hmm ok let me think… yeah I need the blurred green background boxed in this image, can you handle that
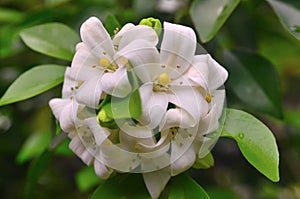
[0,0,300,198]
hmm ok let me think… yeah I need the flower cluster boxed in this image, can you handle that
[49,16,228,198]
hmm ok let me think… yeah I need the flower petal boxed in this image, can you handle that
[160,22,196,78]
[207,54,228,90]
[70,43,105,81]
[94,158,113,179]
[100,66,131,98]
[99,143,140,172]
[142,168,171,199]
[171,146,195,176]
[169,86,208,127]
[69,135,94,165]
[170,126,198,170]
[115,39,160,82]
[159,108,193,131]
[115,25,158,49]
[76,75,103,108]
[84,117,110,146]
[138,83,169,129]
[80,16,114,57]
[49,98,78,132]
[186,55,209,89]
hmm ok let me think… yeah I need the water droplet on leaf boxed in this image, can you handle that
[238,133,244,139]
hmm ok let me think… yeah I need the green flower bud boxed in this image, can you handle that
[97,103,118,129]
[139,17,162,36]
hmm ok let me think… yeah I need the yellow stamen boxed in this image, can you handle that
[99,58,110,67]
[158,72,170,86]
[205,93,212,103]
[77,80,84,88]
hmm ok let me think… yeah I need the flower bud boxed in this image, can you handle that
[97,103,118,129]
[139,17,162,36]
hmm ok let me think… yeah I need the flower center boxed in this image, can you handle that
[99,58,119,72]
[158,72,170,86]
[205,93,212,103]
[99,58,110,67]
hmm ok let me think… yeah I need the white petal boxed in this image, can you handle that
[171,146,195,176]
[99,144,140,172]
[49,98,77,132]
[61,67,76,98]
[112,23,135,46]
[76,75,103,108]
[211,89,226,119]
[206,54,228,90]
[187,55,210,89]
[120,123,154,139]
[115,25,158,49]
[84,117,110,146]
[94,158,113,179]
[100,66,131,98]
[160,22,196,78]
[138,83,169,129]
[143,168,171,199]
[69,135,94,165]
[70,43,104,81]
[80,17,114,57]
[115,39,160,82]
[159,108,193,131]
[49,98,70,121]
[140,148,170,172]
[169,86,208,127]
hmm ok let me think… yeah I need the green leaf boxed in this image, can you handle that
[221,109,280,182]
[168,173,210,199]
[0,8,25,23]
[76,166,104,192]
[25,150,53,199]
[206,188,240,199]
[0,64,66,106]
[190,0,240,43]
[91,174,151,199]
[193,152,214,169]
[111,69,142,119]
[222,50,283,118]
[284,109,300,132]
[16,131,51,163]
[266,0,300,41]
[20,23,79,61]
[104,14,121,37]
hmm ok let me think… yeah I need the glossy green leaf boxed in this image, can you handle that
[16,131,51,163]
[0,64,66,106]
[91,174,151,199]
[169,173,210,199]
[221,109,280,182]
[104,14,121,36]
[76,166,103,192]
[190,0,240,43]
[111,69,142,119]
[20,23,79,60]
[266,0,300,41]
[222,50,283,118]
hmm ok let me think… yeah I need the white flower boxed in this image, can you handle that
[70,16,158,108]
[118,22,209,129]
[49,67,80,132]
